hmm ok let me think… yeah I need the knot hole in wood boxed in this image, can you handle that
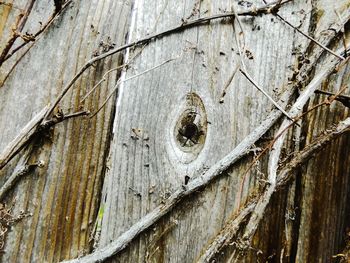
[174,93,207,155]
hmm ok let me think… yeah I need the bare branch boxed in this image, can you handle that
[0,152,44,201]
[239,69,294,121]
[0,105,49,170]
[199,116,350,262]
[276,13,345,60]
[315,89,350,108]
[0,108,89,171]
[2,0,72,64]
[43,0,293,120]
[0,45,32,87]
[238,48,349,252]
[62,86,295,263]
[81,44,147,104]
[219,64,239,103]
[89,57,178,118]
[80,66,124,104]
[231,3,246,55]
[0,0,37,67]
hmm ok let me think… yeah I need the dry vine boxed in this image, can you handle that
[229,50,349,262]
[199,116,350,262]
[0,0,349,262]
[62,4,350,261]
[0,1,72,87]
[0,0,37,67]
[0,200,31,251]
[63,45,350,263]
[0,0,295,172]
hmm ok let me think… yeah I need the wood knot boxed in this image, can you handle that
[178,118,204,147]
[174,93,207,154]
[181,123,198,140]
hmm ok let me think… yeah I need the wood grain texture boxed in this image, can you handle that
[248,1,350,262]
[0,0,132,262]
[1,0,349,262]
[293,45,350,263]
[98,0,312,262]
[296,1,350,261]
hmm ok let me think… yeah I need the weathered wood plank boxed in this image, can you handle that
[98,0,310,262]
[247,1,350,261]
[1,0,349,262]
[0,0,132,262]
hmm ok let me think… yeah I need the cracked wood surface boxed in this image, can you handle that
[0,0,131,262]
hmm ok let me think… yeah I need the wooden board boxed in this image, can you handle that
[0,0,132,261]
[97,0,317,262]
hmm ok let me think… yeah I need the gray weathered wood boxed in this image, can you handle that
[1,0,350,262]
[0,0,132,262]
[96,0,314,262]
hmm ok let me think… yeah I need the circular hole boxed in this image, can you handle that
[172,92,207,155]
[177,122,201,148]
[181,123,198,139]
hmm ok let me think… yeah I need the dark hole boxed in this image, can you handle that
[181,123,198,139]
[184,175,190,185]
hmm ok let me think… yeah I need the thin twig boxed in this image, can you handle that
[219,64,239,103]
[0,105,49,170]
[80,66,124,103]
[0,108,88,171]
[334,9,348,58]
[276,13,345,60]
[0,0,37,67]
[43,0,293,120]
[3,0,72,63]
[239,68,294,121]
[231,3,246,55]
[81,44,146,104]
[0,156,44,201]
[0,44,32,87]
[89,57,178,118]
[62,85,295,263]
[315,89,350,107]
[199,116,350,262]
